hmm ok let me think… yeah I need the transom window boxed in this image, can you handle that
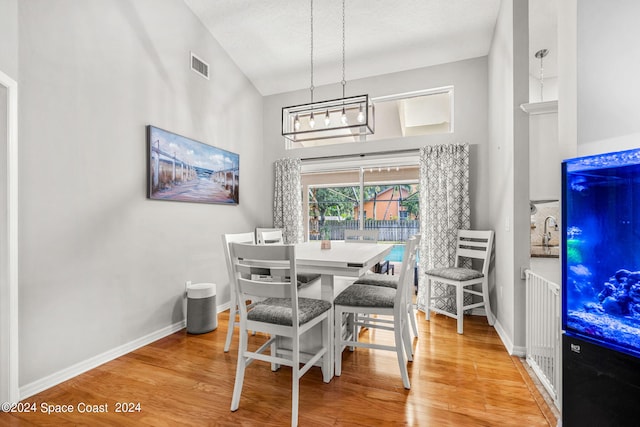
[286,86,453,149]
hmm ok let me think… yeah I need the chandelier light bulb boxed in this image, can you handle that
[357,104,365,123]
[341,107,348,125]
[281,0,374,142]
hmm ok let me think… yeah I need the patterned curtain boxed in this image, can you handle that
[273,158,303,244]
[417,144,471,312]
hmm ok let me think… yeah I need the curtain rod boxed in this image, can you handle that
[300,148,419,163]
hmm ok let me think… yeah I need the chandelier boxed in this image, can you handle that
[282,0,375,144]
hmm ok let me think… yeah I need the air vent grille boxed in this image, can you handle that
[191,52,209,80]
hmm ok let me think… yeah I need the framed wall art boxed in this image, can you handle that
[147,125,239,205]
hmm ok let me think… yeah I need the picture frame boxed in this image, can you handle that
[147,125,239,205]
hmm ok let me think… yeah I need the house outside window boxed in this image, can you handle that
[302,164,419,243]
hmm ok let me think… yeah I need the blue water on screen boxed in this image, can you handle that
[564,149,640,356]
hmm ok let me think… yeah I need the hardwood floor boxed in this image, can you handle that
[1,310,557,426]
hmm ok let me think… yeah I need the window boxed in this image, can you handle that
[302,164,419,242]
[372,87,453,140]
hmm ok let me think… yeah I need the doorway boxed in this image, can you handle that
[302,163,419,241]
[0,69,19,405]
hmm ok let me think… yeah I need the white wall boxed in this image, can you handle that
[529,110,560,201]
[577,0,640,156]
[263,57,491,231]
[17,0,267,390]
[0,0,18,78]
[511,0,531,355]
[530,257,561,287]
[487,0,530,354]
[0,82,8,404]
[528,75,558,103]
[557,0,577,162]
[0,0,18,405]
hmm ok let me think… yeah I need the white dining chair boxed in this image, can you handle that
[344,228,393,275]
[342,229,380,338]
[424,229,495,334]
[256,227,284,244]
[333,235,420,389]
[257,227,320,287]
[222,232,258,353]
[353,236,421,343]
[229,242,332,427]
[343,229,378,243]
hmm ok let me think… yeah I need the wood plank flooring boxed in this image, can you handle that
[1,310,557,426]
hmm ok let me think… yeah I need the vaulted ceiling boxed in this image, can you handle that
[185,0,558,96]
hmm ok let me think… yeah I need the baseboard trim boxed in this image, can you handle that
[20,320,186,400]
[20,303,231,400]
[474,310,527,355]
[471,308,486,316]
[493,319,513,353]
[493,319,526,357]
[511,345,526,357]
[217,301,230,312]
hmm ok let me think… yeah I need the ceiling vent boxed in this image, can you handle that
[191,52,209,80]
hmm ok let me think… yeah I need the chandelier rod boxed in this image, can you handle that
[341,0,346,99]
[310,0,314,104]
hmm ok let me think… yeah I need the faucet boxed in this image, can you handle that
[542,216,558,247]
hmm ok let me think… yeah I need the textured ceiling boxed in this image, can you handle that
[184,0,557,96]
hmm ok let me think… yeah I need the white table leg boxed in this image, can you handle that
[320,273,335,379]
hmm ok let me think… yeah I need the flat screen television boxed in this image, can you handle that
[562,148,640,358]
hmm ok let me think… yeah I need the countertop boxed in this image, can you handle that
[530,245,559,258]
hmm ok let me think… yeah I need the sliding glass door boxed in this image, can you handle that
[362,166,419,243]
[302,165,419,243]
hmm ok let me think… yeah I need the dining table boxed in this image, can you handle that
[293,240,393,380]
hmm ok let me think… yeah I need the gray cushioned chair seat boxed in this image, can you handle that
[354,273,400,289]
[425,267,484,281]
[248,297,331,326]
[334,284,396,308]
[296,273,321,288]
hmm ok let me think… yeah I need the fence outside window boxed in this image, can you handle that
[310,219,419,242]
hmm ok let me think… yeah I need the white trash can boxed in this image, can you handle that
[186,282,217,334]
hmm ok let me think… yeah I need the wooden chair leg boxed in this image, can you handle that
[224,294,237,352]
[334,307,343,377]
[349,313,357,351]
[291,378,299,427]
[425,278,432,321]
[271,338,279,372]
[230,329,247,411]
[402,315,413,362]
[482,278,496,326]
[321,316,331,383]
[394,320,411,389]
[291,337,300,427]
[408,303,419,338]
[456,284,464,334]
